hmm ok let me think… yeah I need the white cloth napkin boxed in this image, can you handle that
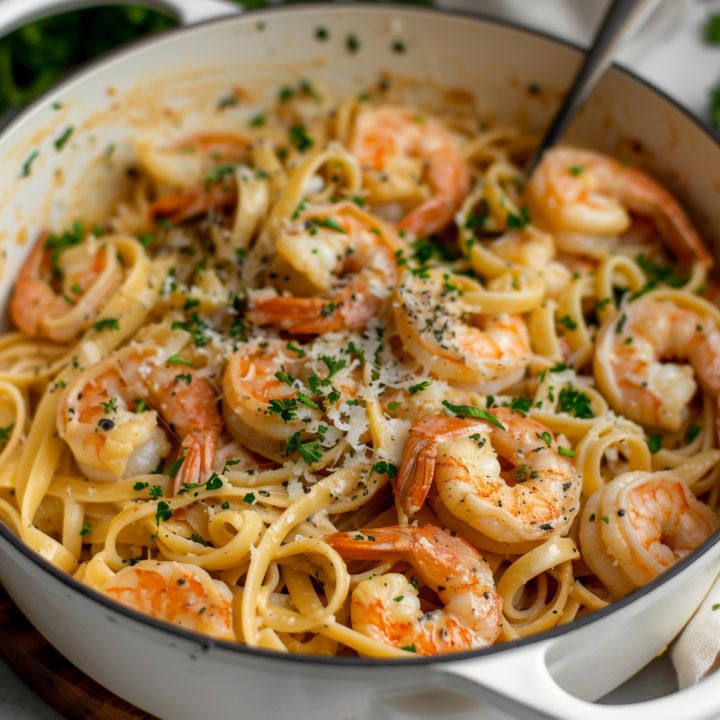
[671,575,720,689]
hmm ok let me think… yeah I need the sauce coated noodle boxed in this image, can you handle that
[2,77,718,657]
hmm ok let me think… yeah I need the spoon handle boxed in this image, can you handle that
[527,0,658,173]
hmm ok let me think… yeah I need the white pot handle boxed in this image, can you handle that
[0,0,239,36]
[435,640,720,720]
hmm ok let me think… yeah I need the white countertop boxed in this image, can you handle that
[0,0,718,718]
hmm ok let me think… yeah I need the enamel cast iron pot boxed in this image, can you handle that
[1,2,720,718]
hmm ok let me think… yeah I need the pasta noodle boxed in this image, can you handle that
[1,75,718,657]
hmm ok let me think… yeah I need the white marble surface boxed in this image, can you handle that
[0,0,719,718]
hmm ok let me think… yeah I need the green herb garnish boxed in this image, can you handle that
[441,400,505,429]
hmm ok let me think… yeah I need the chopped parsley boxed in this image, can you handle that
[558,386,594,419]
[465,199,489,230]
[537,431,552,447]
[100,397,117,414]
[242,492,256,505]
[408,380,432,394]
[206,473,223,491]
[249,113,266,128]
[149,485,163,500]
[167,355,193,366]
[54,126,74,151]
[506,205,531,229]
[684,423,701,444]
[133,481,149,491]
[306,216,346,234]
[284,432,323,464]
[20,149,39,178]
[344,341,366,363]
[321,355,346,379]
[345,33,360,53]
[558,315,577,330]
[274,370,295,386]
[135,398,147,414]
[205,164,235,188]
[279,85,296,102]
[286,342,306,357]
[320,302,335,318]
[568,165,584,177]
[155,501,172,524]
[288,125,313,152]
[634,254,687,293]
[44,221,84,278]
[79,523,92,537]
[400,644,416,653]
[296,393,320,410]
[615,313,628,334]
[372,461,398,478]
[267,398,297,422]
[190,533,211,546]
[442,400,505,429]
[510,397,532,415]
[94,318,119,332]
[647,434,662,454]
[167,455,185,478]
[713,603,720,611]
[558,447,574,458]
[217,92,239,109]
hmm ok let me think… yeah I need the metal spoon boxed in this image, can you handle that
[527,0,659,174]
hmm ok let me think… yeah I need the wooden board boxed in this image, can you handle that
[0,585,156,720]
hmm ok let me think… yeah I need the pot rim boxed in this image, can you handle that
[1,0,718,668]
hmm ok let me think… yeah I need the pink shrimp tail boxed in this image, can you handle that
[395,435,439,518]
[173,429,218,495]
[618,166,711,267]
[328,524,482,573]
[327,525,419,559]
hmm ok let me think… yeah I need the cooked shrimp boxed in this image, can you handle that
[102,560,235,640]
[140,131,250,188]
[527,148,710,266]
[248,203,398,334]
[145,132,251,224]
[351,106,470,236]
[327,524,501,655]
[396,409,581,543]
[594,296,720,432]
[58,343,222,493]
[579,470,717,598]
[394,269,530,391]
[222,339,321,461]
[10,231,122,342]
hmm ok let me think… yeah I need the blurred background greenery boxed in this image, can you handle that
[0,1,431,117]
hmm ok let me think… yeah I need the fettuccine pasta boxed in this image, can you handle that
[1,75,718,657]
